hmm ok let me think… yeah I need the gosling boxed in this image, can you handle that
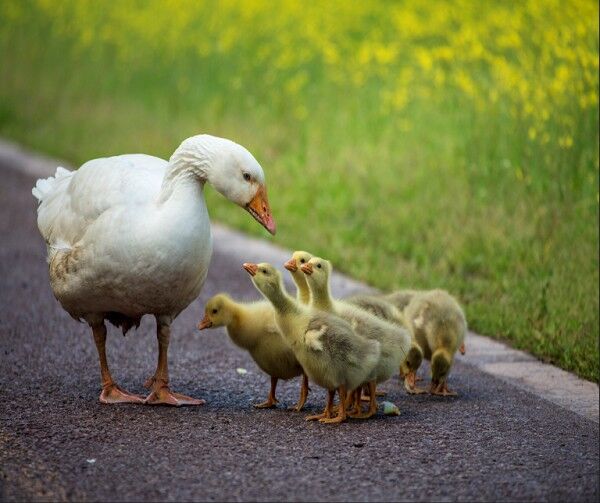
[403,289,467,396]
[244,262,380,424]
[301,257,411,419]
[198,293,309,410]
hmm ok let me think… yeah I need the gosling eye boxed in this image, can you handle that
[300,258,305,264]
[212,309,218,314]
[317,263,322,269]
[261,268,268,274]
[243,172,251,182]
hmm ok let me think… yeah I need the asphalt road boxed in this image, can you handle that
[0,165,598,502]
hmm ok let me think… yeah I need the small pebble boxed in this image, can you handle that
[86,459,96,464]
[236,368,248,375]
[382,401,401,416]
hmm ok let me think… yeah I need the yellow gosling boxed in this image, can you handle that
[283,250,313,305]
[403,290,467,396]
[198,293,309,410]
[302,257,411,419]
[244,262,380,424]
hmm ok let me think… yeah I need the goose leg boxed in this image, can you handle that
[289,372,309,411]
[305,389,334,421]
[254,376,279,408]
[145,317,204,406]
[91,321,143,404]
[404,371,427,395]
[350,381,378,419]
[349,388,363,416]
[320,385,348,424]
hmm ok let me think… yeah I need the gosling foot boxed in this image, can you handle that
[99,383,144,404]
[305,410,330,421]
[430,381,458,397]
[319,414,346,424]
[404,372,427,395]
[254,396,278,409]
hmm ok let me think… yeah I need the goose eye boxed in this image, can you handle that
[262,269,268,274]
[300,259,305,264]
[243,172,251,182]
[317,263,322,269]
[212,309,218,314]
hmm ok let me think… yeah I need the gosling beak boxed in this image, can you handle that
[197,315,213,330]
[246,185,276,235]
[301,263,313,275]
[243,262,258,276]
[284,258,297,272]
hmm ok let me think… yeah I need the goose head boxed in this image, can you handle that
[170,135,276,234]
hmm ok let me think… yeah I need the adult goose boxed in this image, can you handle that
[32,134,276,406]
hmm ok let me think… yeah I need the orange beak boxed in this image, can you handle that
[197,315,213,330]
[246,185,276,235]
[301,263,313,275]
[284,258,297,272]
[243,262,258,276]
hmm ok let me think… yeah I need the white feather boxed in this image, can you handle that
[32,135,266,322]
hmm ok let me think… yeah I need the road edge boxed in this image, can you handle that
[2,136,597,423]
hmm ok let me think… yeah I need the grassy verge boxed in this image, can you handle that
[0,1,598,380]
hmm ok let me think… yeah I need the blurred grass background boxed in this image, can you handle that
[0,0,598,381]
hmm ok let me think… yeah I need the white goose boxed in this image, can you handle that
[32,134,276,406]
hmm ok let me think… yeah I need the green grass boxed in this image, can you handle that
[0,2,598,381]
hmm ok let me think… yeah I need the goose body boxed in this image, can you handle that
[33,134,275,406]
[38,154,211,322]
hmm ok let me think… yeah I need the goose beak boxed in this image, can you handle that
[243,262,258,276]
[246,185,276,235]
[301,263,313,275]
[197,315,213,330]
[284,258,297,272]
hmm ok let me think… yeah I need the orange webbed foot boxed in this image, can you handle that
[144,380,204,406]
[430,381,458,397]
[319,415,345,424]
[99,383,144,405]
[404,371,427,395]
[254,397,278,409]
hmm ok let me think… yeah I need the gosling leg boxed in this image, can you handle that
[254,376,279,408]
[306,389,334,421]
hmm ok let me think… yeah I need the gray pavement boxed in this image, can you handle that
[0,153,598,502]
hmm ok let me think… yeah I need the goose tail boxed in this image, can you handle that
[32,166,72,203]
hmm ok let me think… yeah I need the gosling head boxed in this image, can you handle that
[400,345,424,376]
[198,294,234,330]
[300,256,331,290]
[243,262,283,298]
[284,251,313,274]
